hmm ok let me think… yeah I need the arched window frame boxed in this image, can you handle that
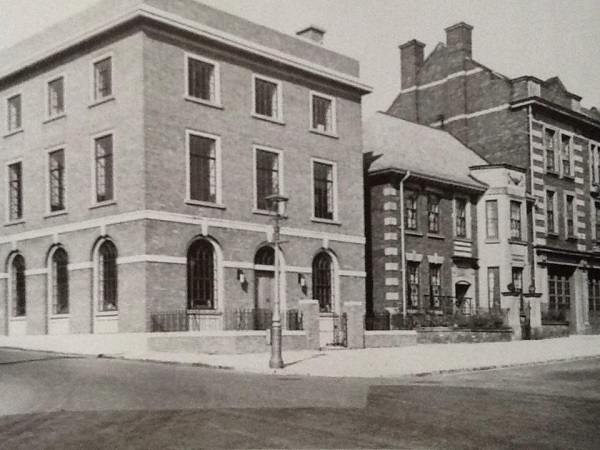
[93,239,118,313]
[187,237,222,311]
[312,250,339,314]
[48,246,69,316]
[8,253,26,318]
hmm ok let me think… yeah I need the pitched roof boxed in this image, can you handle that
[364,112,488,190]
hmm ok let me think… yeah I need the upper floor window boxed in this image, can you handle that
[511,267,523,294]
[8,161,23,222]
[486,200,498,239]
[255,147,281,211]
[547,190,556,234]
[544,128,556,172]
[253,75,282,121]
[47,77,65,118]
[7,94,22,132]
[455,198,467,238]
[429,264,442,308]
[310,92,336,134]
[561,134,572,177]
[427,194,440,234]
[48,149,65,212]
[187,131,220,204]
[94,134,114,203]
[186,54,220,105]
[313,160,336,220]
[565,194,575,237]
[595,201,600,242]
[510,201,522,240]
[93,56,112,101]
[591,143,600,185]
[405,192,418,230]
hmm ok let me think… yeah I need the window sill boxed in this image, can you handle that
[89,200,117,210]
[252,208,280,217]
[184,96,223,110]
[49,314,70,319]
[508,239,527,246]
[44,210,68,219]
[566,235,579,242]
[309,128,338,139]
[251,113,285,126]
[405,230,423,237]
[185,199,226,210]
[454,237,472,242]
[4,220,25,227]
[96,311,118,317]
[427,233,445,240]
[562,174,575,181]
[43,113,66,124]
[311,217,341,225]
[89,96,115,109]
[545,170,559,177]
[485,238,500,244]
[3,128,24,138]
[547,232,559,239]
[187,309,221,315]
[9,316,26,321]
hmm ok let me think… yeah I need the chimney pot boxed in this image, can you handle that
[296,25,326,45]
[445,22,473,57]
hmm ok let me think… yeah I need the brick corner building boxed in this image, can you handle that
[386,22,600,333]
[0,0,371,339]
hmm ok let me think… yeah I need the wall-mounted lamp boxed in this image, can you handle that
[237,269,246,285]
[297,273,306,288]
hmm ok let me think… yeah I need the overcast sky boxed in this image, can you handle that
[1,0,599,117]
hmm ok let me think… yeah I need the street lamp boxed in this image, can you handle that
[266,193,288,369]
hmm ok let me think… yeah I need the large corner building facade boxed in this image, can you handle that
[383,22,599,333]
[0,0,370,336]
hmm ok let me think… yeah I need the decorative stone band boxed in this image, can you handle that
[24,268,48,276]
[400,68,483,94]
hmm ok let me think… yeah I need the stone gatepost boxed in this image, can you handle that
[501,292,522,340]
[299,300,320,350]
[343,301,365,349]
[572,265,592,335]
[524,292,542,338]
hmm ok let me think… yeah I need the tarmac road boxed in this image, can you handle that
[0,349,598,449]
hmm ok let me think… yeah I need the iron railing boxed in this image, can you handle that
[541,307,569,324]
[149,308,303,332]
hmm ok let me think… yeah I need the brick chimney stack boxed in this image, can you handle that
[296,25,325,45]
[399,39,425,90]
[445,22,473,57]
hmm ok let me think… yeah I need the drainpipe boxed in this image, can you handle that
[399,171,411,318]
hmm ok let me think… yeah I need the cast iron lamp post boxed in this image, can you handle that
[266,193,288,369]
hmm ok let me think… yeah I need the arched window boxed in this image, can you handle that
[254,246,274,266]
[11,254,26,317]
[187,239,216,310]
[51,248,69,315]
[97,240,118,312]
[312,252,333,313]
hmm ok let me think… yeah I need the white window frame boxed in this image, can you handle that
[453,195,470,239]
[543,126,558,174]
[45,74,66,120]
[184,52,222,107]
[311,157,339,223]
[6,92,23,134]
[309,90,337,136]
[90,130,116,207]
[594,200,600,242]
[92,238,119,319]
[185,129,223,207]
[90,53,114,105]
[559,131,574,178]
[546,189,558,235]
[563,191,576,239]
[509,199,523,241]
[485,199,499,240]
[45,145,68,216]
[252,145,284,214]
[251,74,284,123]
[590,141,600,186]
[6,157,24,223]
[47,245,70,318]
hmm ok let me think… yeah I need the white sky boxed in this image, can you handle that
[1,0,599,118]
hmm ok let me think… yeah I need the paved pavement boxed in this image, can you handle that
[2,334,600,378]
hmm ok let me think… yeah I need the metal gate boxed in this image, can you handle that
[332,313,348,347]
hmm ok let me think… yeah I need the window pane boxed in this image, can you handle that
[188,58,215,101]
[49,149,65,212]
[407,262,420,308]
[561,135,571,176]
[313,162,334,219]
[8,95,21,131]
[456,198,467,237]
[406,192,418,230]
[94,58,112,100]
[510,201,521,240]
[187,240,216,309]
[95,135,113,203]
[486,200,498,238]
[488,267,500,309]
[48,78,64,116]
[12,255,26,317]
[547,191,555,233]
[256,149,279,210]
[98,241,118,311]
[313,252,332,312]
[189,135,217,203]
[8,162,23,221]
[544,129,555,172]
[312,95,332,132]
[52,248,69,315]
[255,78,278,118]
[566,196,574,237]
[427,194,440,233]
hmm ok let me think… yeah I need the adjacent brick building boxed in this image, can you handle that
[0,0,371,337]
[386,22,599,332]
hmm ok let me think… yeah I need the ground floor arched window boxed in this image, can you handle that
[11,254,26,317]
[51,248,69,315]
[187,239,216,309]
[97,240,118,312]
[312,252,333,313]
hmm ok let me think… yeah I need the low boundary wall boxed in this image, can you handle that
[532,324,570,340]
[416,328,513,344]
[364,330,417,348]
